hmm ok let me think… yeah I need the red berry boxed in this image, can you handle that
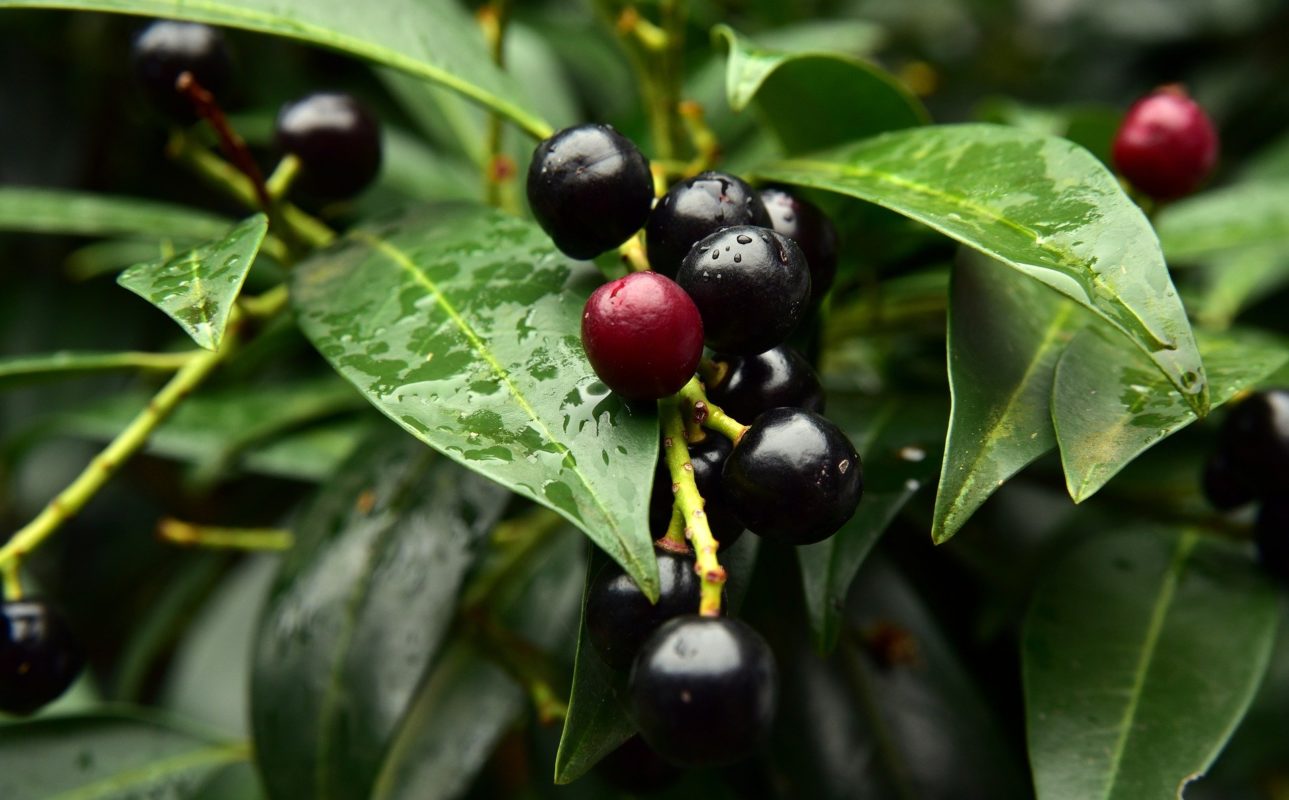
[581,272,703,401]
[1112,86,1218,201]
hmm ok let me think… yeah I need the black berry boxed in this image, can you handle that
[1113,86,1218,201]
[706,345,824,423]
[645,172,771,278]
[1255,499,1289,583]
[0,600,84,716]
[581,271,704,401]
[527,124,654,259]
[131,20,233,121]
[723,408,862,545]
[1201,449,1256,511]
[275,92,382,200]
[1216,389,1289,499]
[759,188,838,301]
[676,226,810,355]
[629,615,777,766]
[649,435,743,548]
[595,735,681,793]
[587,551,702,671]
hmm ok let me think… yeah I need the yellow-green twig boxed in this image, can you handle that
[678,376,748,444]
[659,394,724,616]
[158,518,295,551]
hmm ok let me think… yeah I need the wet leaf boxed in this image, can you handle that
[1023,526,1279,800]
[714,24,926,155]
[1156,181,1289,262]
[291,203,661,599]
[118,215,267,351]
[251,435,510,800]
[0,187,229,240]
[932,252,1087,543]
[753,124,1209,415]
[0,711,247,800]
[1052,327,1289,502]
[797,393,947,651]
[0,0,550,138]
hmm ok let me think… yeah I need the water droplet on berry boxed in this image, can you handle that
[736,234,752,244]
[733,253,742,263]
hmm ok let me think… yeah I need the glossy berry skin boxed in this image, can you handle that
[1216,389,1289,498]
[723,408,862,545]
[645,172,772,278]
[586,552,701,671]
[629,615,777,766]
[275,92,382,200]
[649,435,743,548]
[707,345,824,423]
[0,601,84,716]
[131,21,232,121]
[1113,87,1218,201]
[1201,450,1256,511]
[596,735,680,793]
[1255,499,1289,583]
[760,188,838,301]
[527,124,654,259]
[676,226,811,355]
[582,272,704,401]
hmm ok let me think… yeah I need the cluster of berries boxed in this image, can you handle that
[527,124,864,767]
[132,20,383,201]
[1202,390,1289,581]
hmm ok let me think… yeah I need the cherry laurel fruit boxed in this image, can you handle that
[760,188,839,301]
[1113,87,1218,201]
[581,272,704,402]
[0,600,84,716]
[527,123,654,260]
[587,551,702,671]
[275,92,383,200]
[132,20,233,121]
[706,345,824,423]
[645,172,771,278]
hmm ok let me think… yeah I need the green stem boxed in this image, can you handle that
[659,394,724,616]
[618,232,651,272]
[2,561,21,601]
[596,2,685,161]
[266,154,303,201]
[480,0,519,213]
[157,518,295,551]
[678,377,748,444]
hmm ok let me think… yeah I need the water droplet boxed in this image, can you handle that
[711,250,719,260]
[733,253,742,263]
[897,446,927,462]
[736,234,752,244]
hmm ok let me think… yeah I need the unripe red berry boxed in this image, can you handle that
[1112,86,1218,201]
[581,272,703,401]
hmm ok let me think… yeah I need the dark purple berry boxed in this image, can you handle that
[131,20,232,121]
[0,600,84,716]
[1255,499,1289,583]
[645,172,771,278]
[581,272,704,401]
[759,188,838,301]
[1201,450,1256,511]
[1216,389,1289,499]
[1113,86,1218,201]
[527,124,654,259]
[723,408,862,545]
[275,92,382,200]
[675,226,810,355]
[629,615,777,766]
[587,551,701,671]
[706,345,824,423]
[649,435,743,548]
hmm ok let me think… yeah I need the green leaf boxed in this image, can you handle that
[118,215,267,351]
[1052,327,1289,502]
[714,24,926,155]
[0,712,247,800]
[291,203,661,599]
[250,435,510,800]
[797,392,947,651]
[1157,181,1289,261]
[1023,526,1280,800]
[932,252,1087,543]
[0,0,551,139]
[1189,244,1289,329]
[0,187,230,240]
[753,124,1209,415]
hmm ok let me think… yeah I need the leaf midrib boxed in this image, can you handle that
[350,230,651,590]
[46,741,248,800]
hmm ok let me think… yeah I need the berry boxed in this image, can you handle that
[645,172,772,278]
[759,188,839,301]
[131,20,233,121]
[706,345,824,423]
[1113,86,1218,201]
[527,124,654,260]
[596,735,681,793]
[1201,449,1256,511]
[1216,389,1289,498]
[675,226,811,355]
[275,92,382,200]
[722,408,862,545]
[629,615,777,766]
[1255,499,1289,583]
[649,435,743,548]
[581,272,704,401]
[0,600,84,716]
[586,551,701,671]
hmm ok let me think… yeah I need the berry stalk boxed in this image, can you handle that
[678,377,748,444]
[157,518,295,551]
[659,395,725,616]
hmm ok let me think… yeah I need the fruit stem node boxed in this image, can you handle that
[678,377,748,443]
